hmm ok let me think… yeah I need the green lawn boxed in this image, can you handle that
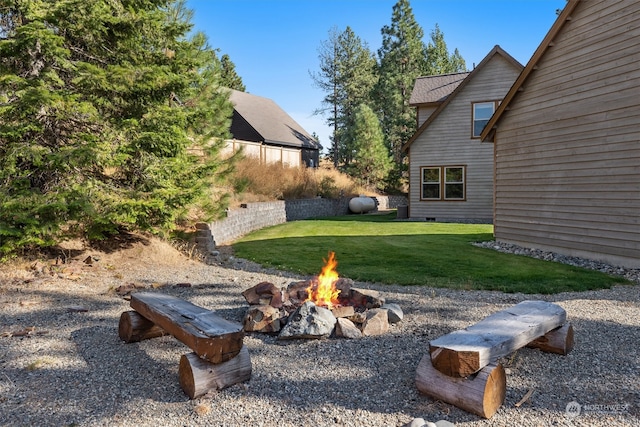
[232,213,630,294]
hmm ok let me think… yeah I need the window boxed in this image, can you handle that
[421,166,465,200]
[422,167,440,199]
[472,101,498,138]
[445,167,464,199]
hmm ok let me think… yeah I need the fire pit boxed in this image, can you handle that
[241,252,403,339]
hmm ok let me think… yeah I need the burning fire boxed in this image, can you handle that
[305,251,341,309]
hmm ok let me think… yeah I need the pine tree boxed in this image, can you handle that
[311,26,376,168]
[220,53,246,91]
[375,0,427,172]
[311,27,341,167]
[346,104,392,191]
[425,24,467,75]
[336,27,377,167]
[0,0,235,256]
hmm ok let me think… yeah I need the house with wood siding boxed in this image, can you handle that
[482,0,640,268]
[224,89,320,168]
[403,46,523,222]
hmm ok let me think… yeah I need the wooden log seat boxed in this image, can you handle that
[429,300,569,378]
[128,292,245,364]
[119,292,251,398]
[416,300,573,418]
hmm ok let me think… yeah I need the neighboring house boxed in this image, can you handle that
[403,46,523,222]
[482,0,640,268]
[224,89,320,167]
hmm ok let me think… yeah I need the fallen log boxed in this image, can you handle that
[527,322,574,355]
[179,346,252,399]
[118,310,166,343]
[416,353,506,419]
[429,300,566,377]
[130,292,244,364]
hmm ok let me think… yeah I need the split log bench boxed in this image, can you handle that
[416,300,574,418]
[119,292,252,399]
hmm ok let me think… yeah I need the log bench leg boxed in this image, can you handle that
[179,346,252,399]
[119,310,166,343]
[527,322,574,355]
[415,353,506,419]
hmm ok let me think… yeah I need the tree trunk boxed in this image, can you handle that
[118,310,166,343]
[527,322,574,355]
[416,353,505,419]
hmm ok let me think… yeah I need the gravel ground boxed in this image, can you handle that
[0,238,638,427]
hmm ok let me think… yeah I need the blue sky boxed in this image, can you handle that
[185,0,567,148]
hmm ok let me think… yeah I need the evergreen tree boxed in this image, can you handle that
[346,104,392,191]
[311,27,341,167]
[220,53,246,91]
[335,27,377,167]
[425,24,467,75]
[375,0,426,172]
[0,0,235,256]
[311,26,376,168]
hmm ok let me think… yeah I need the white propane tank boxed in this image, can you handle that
[349,196,376,214]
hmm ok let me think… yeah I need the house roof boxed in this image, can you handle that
[403,45,523,151]
[227,89,320,150]
[481,0,581,142]
[409,72,470,105]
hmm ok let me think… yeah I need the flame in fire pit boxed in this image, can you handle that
[305,251,341,309]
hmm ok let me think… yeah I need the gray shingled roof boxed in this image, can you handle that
[404,46,523,151]
[228,89,319,149]
[409,72,470,105]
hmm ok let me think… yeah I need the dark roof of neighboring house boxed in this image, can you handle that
[227,89,320,150]
[403,45,523,151]
[481,0,581,142]
[409,72,470,105]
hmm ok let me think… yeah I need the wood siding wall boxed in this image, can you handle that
[417,106,437,127]
[224,139,302,167]
[494,0,640,267]
[408,55,520,221]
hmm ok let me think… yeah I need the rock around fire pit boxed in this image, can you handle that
[241,278,403,339]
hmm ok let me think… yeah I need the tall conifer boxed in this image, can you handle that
[375,0,426,177]
[0,0,235,255]
[425,24,467,75]
[220,54,246,91]
[346,104,392,190]
[312,26,376,168]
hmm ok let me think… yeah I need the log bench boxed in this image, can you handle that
[416,300,574,418]
[119,292,252,398]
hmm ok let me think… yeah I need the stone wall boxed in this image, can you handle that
[207,201,287,246]
[196,195,408,252]
[284,198,351,221]
[374,195,408,210]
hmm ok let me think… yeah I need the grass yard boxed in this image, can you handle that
[232,213,630,294]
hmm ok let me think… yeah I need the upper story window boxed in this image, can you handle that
[472,101,499,138]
